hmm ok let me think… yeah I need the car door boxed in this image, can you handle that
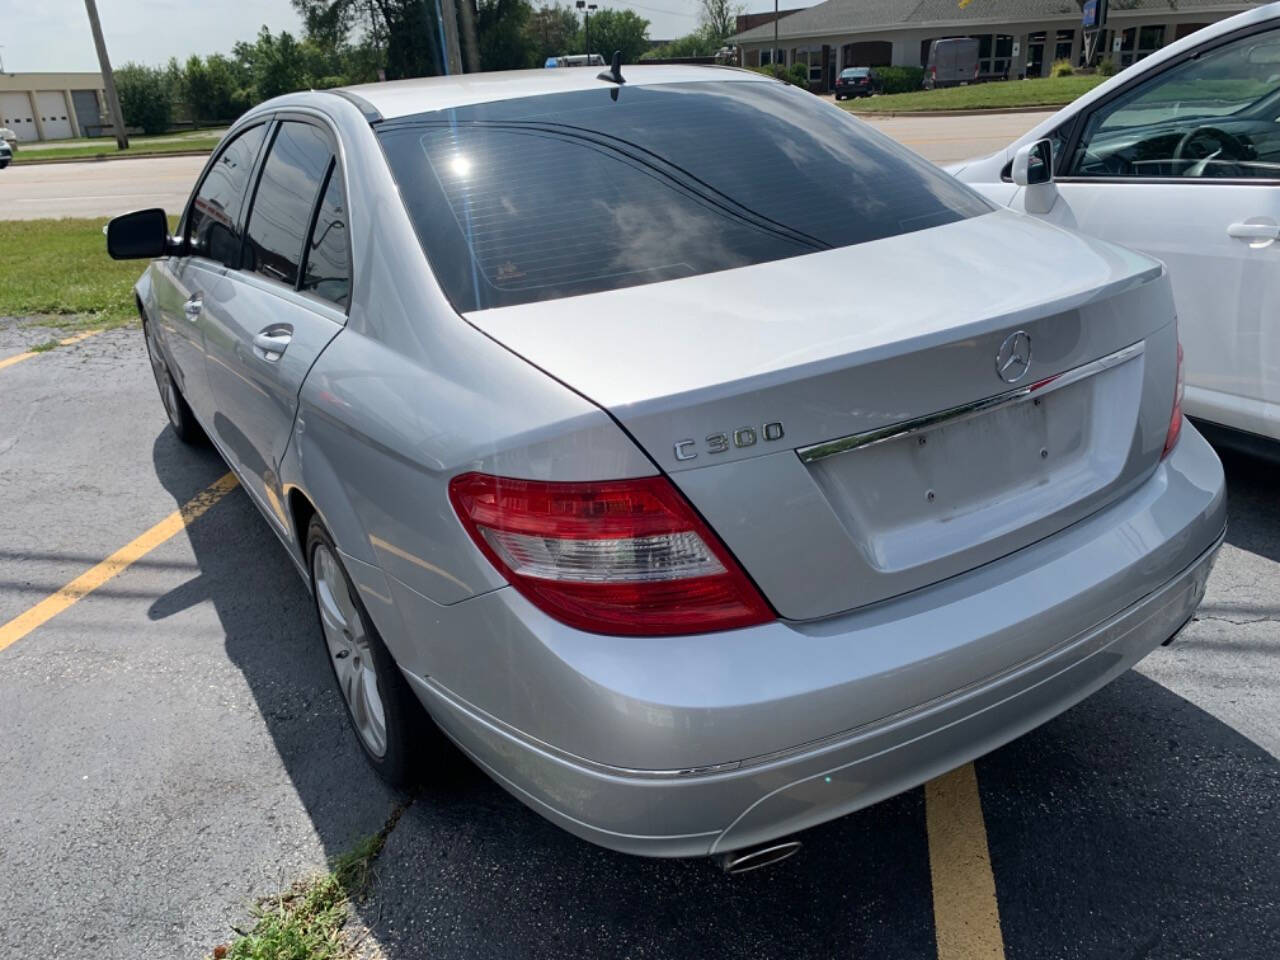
[150,122,268,425]
[200,117,350,534]
[1011,23,1280,441]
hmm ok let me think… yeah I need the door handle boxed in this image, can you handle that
[1227,221,1280,241]
[252,328,293,362]
[183,295,203,322]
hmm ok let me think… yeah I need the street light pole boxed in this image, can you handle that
[576,1,597,59]
[83,0,128,149]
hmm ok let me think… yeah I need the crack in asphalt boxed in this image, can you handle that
[1195,614,1280,627]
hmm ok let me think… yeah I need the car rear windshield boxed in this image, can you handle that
[843,68,870,77]
[377,80,991,312]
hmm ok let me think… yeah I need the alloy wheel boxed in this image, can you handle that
[313,544,388,758]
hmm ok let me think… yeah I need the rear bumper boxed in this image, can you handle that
[402,426,1225,857]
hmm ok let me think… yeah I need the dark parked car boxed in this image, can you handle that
[834,67,879,99]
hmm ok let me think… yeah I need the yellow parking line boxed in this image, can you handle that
[926,762,1007,960]
[0,472,239,654]
[0,329,103,372]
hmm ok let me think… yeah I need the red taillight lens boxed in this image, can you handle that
[1162,340,1184,459]
[448,473,775,636]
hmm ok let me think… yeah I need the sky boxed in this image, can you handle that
[3,0,826,73]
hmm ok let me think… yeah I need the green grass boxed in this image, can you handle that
[845,75,1107,113]
[28,338,62,352]
[216,816,401,960]
[13,134,222,164]
[0,217,174,330]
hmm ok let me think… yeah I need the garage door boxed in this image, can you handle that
[0,92,38,142]
[36,91,74,139]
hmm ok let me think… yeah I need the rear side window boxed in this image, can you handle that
[187,123,267,267]
[378,81,991,313]
[243,121,333,286]
[301,166,352,308]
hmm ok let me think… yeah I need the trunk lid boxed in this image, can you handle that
[464,211,1178,619]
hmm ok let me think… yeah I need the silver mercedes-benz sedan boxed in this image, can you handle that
[107,65,1226,872]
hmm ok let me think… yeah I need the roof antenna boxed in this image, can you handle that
[598,50,625,85]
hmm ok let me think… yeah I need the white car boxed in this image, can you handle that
[954,2,1280,454]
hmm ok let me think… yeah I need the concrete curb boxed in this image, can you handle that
[12,149,212,167]
[847,104,1065,118]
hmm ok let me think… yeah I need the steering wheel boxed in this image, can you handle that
[1172,126,1248,177]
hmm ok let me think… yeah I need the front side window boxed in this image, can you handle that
[300,165,351,309]
[1068,27,1280,180]
[187,123,267,267]
[378,81,991,313]
[243,121,333,286]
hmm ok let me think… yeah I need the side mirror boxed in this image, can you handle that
[1011,139,1058,215]
[1011,139,1053,187]
[106,208,172,260]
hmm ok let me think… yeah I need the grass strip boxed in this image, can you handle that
[844,75,1106,114]
[0,217,177,330]
[214,803,409,960]
[12,134,222,164]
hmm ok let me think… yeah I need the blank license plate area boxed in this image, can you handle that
[808,373,1119,575]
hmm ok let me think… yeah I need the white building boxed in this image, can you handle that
[730,0,1263,92]
[0,72,107,141]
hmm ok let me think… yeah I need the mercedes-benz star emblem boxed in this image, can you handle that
[996,330,1032,384]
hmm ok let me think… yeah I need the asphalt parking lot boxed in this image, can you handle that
[0,314,1277,960]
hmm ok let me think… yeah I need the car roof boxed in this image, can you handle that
[335,65,771,120]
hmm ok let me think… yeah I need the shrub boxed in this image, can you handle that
[1097,57,1120,77]
[115,63,173,134]
[748,63,815,91]
[787,63,811,89]
[872,66,925,94]
[1049,58,1074,77]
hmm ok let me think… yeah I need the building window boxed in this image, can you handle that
[791,46,823,84]
[1055,29,1075,64]
[761,48,785,66]
[965,33,1015,78]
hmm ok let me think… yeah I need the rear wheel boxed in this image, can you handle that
[142,315,204,444]
[308,518,426,787]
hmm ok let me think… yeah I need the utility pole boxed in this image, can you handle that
[439,0,464,75]
[84,0,128,149]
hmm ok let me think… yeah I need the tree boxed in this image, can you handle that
[526,3,580,63]
[579,8,649,63]
[642,25,721,60]
[115,63,172,134]
[474,0,534,70]
[183,53,252,123]
[697,0,742,46]
[292,0,447,79]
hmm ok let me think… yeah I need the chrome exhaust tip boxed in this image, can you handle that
[717,839,802,875]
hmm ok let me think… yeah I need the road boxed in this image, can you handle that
[0,111,1054,220]
[0,319,1276,960]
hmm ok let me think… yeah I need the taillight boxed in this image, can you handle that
[1162,340,1184,459]
[448,473,775,636]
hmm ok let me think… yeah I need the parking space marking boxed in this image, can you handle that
[0,329,103,372]
[926,763,1006,960]
[0,471,239,654]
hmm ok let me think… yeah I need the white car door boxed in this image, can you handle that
[960,13,1280,444]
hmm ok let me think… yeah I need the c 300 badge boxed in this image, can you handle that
[674,422,784,461]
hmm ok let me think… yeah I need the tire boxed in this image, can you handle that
[142,314,205,445]
[307,517,427,787]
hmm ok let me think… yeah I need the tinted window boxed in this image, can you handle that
[244,121,333,285]
[301,165,352,308]
[1069,27,1280,179]
[378,81,991,312]
[187,124,266,266]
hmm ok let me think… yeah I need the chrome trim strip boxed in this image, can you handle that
[795,340,1145,464]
